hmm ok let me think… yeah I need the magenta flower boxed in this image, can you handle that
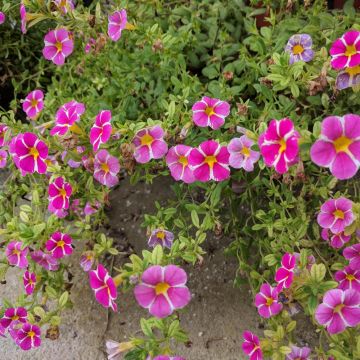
[23,271,36,296]
[335,266,360,292]
[0,149,7,168]
[254,283,283,318]
[134,265,191,318]
[84,201,101,216]
[54,0,75,14]
[315,288,360,334]
[93,149,120,187]
[189,140,230,182]
[42,28,74,66]
[108,9,127,42]
[0,324,5,337]
[5,241,28,269]
[330,30,360,69]
[192,96,230,130]
[317,197,354,234]
[0,123,9,146]
[336,65,360,90]
[12,132,48,175]
[16,323,41,351]
[84,38,96,54]
[20,4,26,34]
[48,202,68,218]
[0,307,27,329]
[90,110,112,152]
[165,145,195,183]
[259,118,300,174]
[310,114,360,179]
[242,331,263,360]
[148,229,174,249]
[80,251,95,272]
[343,243,360,271]
[48,176,72,210]
[30,250,59,271]
[285,34,314,64]
[22,90,44,120]
[133,126,168,164]
[89,264,118,311]
[275,253,296,291]
[286,346,311,360]
[46,232,73,259]
[321,228,351,249]
[153,357,185,360]
[0,12,5,25]
[228,136,260,171]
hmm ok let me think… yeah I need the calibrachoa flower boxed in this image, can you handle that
[89,264,117,311]
[90,110,112,152]
[317,197,354,234]
[0,12,5,25]
[108,9,127,42]
[84,201,101,216]
[5,241,28,268]
[23,271,36,296]
[0,324,5,337]
[48,202,68,218]
[46,232,73,258]
[259,118,300,174]
[93,149,120,187]
[275,253,296,291]
[192,96,230,130]
[15,323,41,350]
[31,250,59,271]
[22,90,44,120]
[20,4,26,34]
[106,340,136,359]
[335,266,360,292]
[336,65,360,90]
[153,357,185,360]
[285,34,314,64]
[0,307,27,329]
[189,140,230,182]
[43,28,74,66]
[0,149,7,168]
[286,346,311,360]
[228,136,260,171]
[134,265,191,318]
[330,30,360,69]
[85,38,96,53]
[343,243,360,271]
[315,288,360,334]
[321,228,351,249]
[255,283,283,318]
[48,176,72,210]
[293,252,316,274]
[54,0,75,14]
[0,123,8,146]
[148,229,174,249]
[242,331,263,360]
[133,126,168,164]
[80,251,95,272]
[12,132,48,175]
[310,114,360,179]
[165,145,195,183]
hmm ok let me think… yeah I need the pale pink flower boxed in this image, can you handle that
[54,0,75,14]
[286,346,311,360]
[254,283,283,318]
[335,266,360,292]
[330,30,360,69]
[46,231,73,258]
[108,9,127,42]
[0,124,9,146]
[90,110,112,152]
[5,241,28,268]
[20,4,26,34]
[22,90,44,119]
[48,176,72,210]
[343,243,360,271]
[80,251,95,272]
[30,250,59,271]
[0,307,27,329]
[0,149,7,168]
[84,201,101,216]
[242,331,263,360]
[93,149,119,187]
[16,323,41,350]
[321,228,351,249]
[0,12,5,25]
[275,253,296,291]
[228,136,260,171]
[23,271,36,295]
[165,145,195,183]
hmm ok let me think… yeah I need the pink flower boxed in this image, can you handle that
[254,283,283,318]
[0,149,7,168]
[153,357,185,360]
[12,132,48,175]
[84,201,101,216]
[0,123,9,146]
[5,241,28,268]
[23,271,36,295]
[20,4,26,34]
[228,136,260,171]
[321,228,351,249]
[48,202,68,218]
[330,30,360,69]
[335,266,360,292]
[310,114,360,180]
[15,323,41,350]
[133,126,168,163]
[50,100,85,136]
[293,252,315,274]
[54,0,75,14]
[84,38,96,54]
[0,324,5,337]
[48,176,72,210]
[165,145,195,183]
[315,288,360,334]
[317,197,354,234]
[192,96,230,130]
[0,307,27,329]
[134,265,191,318]
[148,229,174,249]
[80,251,95,272]
[89,264,118,311]
[46,232,73,258]
[90,110,112,152]
[242,331,263,360]
[259,118,300,174]
[286,346,311,360]
[189,140,230,182]
[0,12,5,25]
[108,9,127,42]
[275,253,296,291]
[42,28,74,66]
[22,90,44,119]
[93,149,120,187]
[343,243,360,271]
[30,250,59,271]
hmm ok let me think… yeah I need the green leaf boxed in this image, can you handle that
[310,264,326,283]
[59,291,69,308]
[140,318,153,337]
[151,245,163,265]
[191,210,200,228]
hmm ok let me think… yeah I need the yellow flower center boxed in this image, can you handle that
[140,133,154,146]
[55,41,63,52]
[155,282,170,295]
[101,163,110,172]
[333,209,344,219]
[279,138,287,153]
[334,303,344,313]
[346,274,355,281]
[31,99,38,107]
[241,146,250,157]
[205,106,215,116]
[266,297,274,306]
[59,188,67,197]
[292,44,304,55]
[345,65,360,76]
[28,331,35,338]
[12,315,19,321]
[179,155,188,166]
[333,136,352,153]
[29,147,39,158]
[60,0,67,6]
[345,44,357,57]
[57,240,65,247]
[12,249,20,255]
[204,155,217,168]
[156,231,165,240]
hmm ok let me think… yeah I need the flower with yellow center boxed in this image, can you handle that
[345,274,355,281]
[179,155,188,166]
[333,303,344,313]
[31,99,38,107]
[292,44,304,55]
[333,209,345,219]
[59,188,67,197]
[240,146,250,157]
[28,331,36,338]
[140,133,154,146]
[333,136,353,153]
[156,231,165,240]
[155,282,170,296]
[345,64,360,76]
[204,155,217,168]
[205,106,215,116]
[278,138,287,153]
[55,41,63,52]
[29,147,39,159]
[266,297,274,306]
[345,44,357,57]
[57,240,65,247]
[101,163,110,173]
